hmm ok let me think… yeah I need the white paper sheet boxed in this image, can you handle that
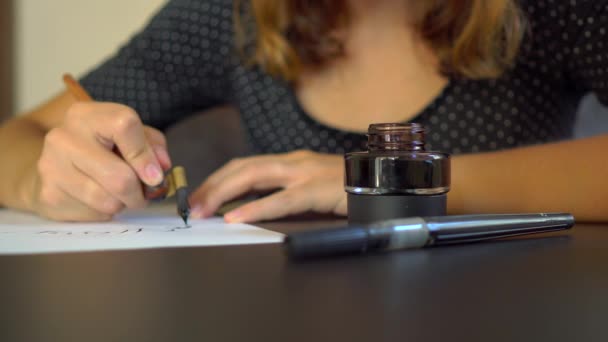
[0,206,283,255]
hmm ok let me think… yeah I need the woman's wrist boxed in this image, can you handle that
[17,164,40,213]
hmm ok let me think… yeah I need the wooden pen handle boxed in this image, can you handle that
[62,74,93,102]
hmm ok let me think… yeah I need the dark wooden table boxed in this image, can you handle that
[1,219,607,342]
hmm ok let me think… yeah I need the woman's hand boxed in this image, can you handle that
[31,102,171,221]
[188,150,347,223]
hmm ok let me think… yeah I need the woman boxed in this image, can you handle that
[0,0,606,222]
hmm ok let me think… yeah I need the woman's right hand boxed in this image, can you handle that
[31,102,171,221]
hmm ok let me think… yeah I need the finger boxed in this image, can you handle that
[191,154,298,204]
[56,166,124,215]
[334,194,348,216]
[37,185,112,222]
[43,127,146,209]
[72,103,163,186]
[65,138,146,208]
[199,155,292,194]
[144,126,172,170]
[223,187,312,223]
[143,126,167,147]
[224,180,348,223]
[72,149,146,209]
[189,160,290,218]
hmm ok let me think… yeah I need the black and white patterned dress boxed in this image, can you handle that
[81,0,608,155]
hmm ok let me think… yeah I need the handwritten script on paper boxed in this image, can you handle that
[0,206,283,255]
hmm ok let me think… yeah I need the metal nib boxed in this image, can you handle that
[182,213,189,227]
[178,205,190,228]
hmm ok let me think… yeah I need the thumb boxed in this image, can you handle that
[145,126,172,171]
[95,108,164,186]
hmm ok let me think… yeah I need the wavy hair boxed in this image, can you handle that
[235,0,526,80]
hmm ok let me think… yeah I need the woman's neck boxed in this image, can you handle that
[342,0,435,70]
[347,0,410,27]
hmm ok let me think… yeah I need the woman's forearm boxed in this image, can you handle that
[0,117,47,210]
[449,134,608,222]
[0,93,75,210]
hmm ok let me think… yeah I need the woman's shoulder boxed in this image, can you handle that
[151,0,235,33]
[162,0,234,13]
[515,0,608,66]
[515,0,608,105]
[519,0,608,31]
[121,0,239,69]
[80,0,240,130]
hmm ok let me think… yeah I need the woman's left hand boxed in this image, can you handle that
[188,150,347,223]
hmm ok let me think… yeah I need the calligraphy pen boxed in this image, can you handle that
[62,74,190,225]
[285,213,575,259]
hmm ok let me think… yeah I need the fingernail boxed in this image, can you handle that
[156,147,172,169]
[224,210,243,223]
[190,204,204,219]
[145,163,163,185]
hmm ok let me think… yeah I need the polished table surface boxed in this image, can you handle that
[1,219,607,342]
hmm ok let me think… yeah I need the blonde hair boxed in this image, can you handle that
[236,0,526,81]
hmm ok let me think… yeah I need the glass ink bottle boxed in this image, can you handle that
[344,123,450,224]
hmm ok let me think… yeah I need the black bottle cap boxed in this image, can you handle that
[284,226,371,259]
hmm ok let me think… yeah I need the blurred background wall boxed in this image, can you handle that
[0,1,14,121]
[15,0,166,113]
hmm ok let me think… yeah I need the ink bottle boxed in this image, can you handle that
[344,123,450,224]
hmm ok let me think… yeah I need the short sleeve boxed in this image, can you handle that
[564,0,608,106]
[80,0,236,130]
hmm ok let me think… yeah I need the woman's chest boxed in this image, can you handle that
[294,42,448,133]
[232,66,575,156]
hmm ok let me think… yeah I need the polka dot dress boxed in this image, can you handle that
[81,0,608,155]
